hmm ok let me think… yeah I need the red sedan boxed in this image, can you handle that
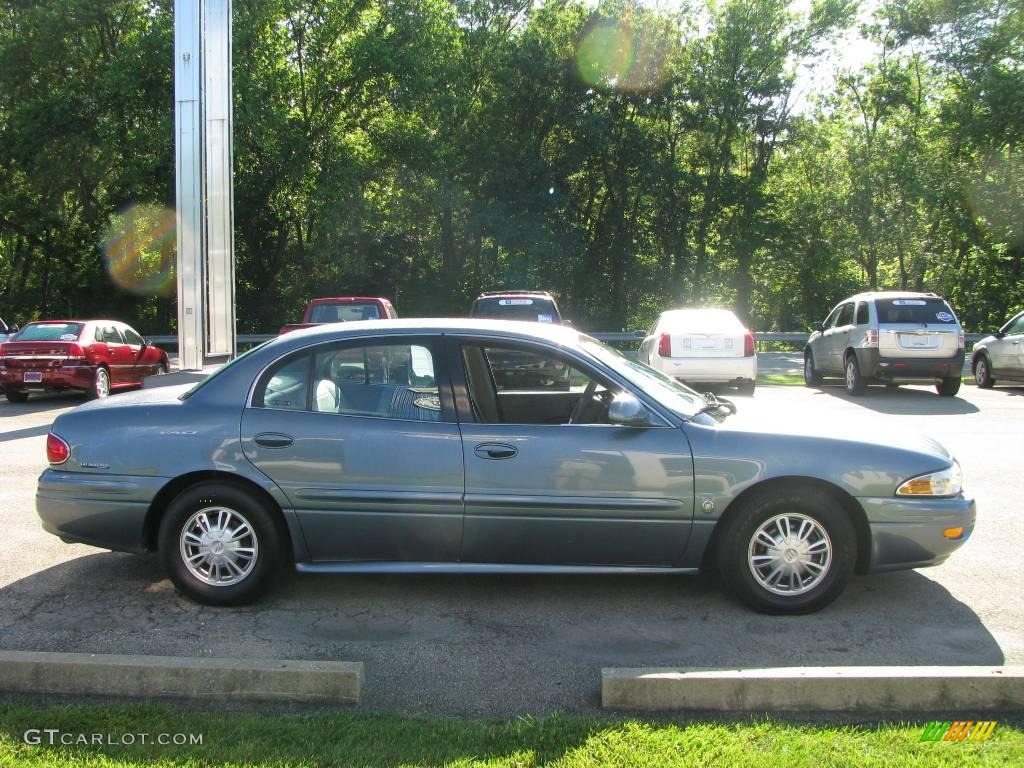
[0,320,169,403]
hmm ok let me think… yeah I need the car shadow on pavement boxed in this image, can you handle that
[0,552,1004,716]
[812,385,980,415]
[0,392,88,416]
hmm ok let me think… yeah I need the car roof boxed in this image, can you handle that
[474,291,555,299]
[272,317,580,345]
[307,296,388,303]
[843,291,945,302]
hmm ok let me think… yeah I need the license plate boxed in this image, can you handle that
[23,372,43,383]
[694,340,721,351]
[901,334,938,349]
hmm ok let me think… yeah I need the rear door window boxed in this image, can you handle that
[855,302,870,325]
[876,298,958,325]
[837,303,855,327]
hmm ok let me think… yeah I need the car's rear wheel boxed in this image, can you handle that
[159,482,283,606]
[937,376,961,397]
[844,354,865,396]
[717,487,856,614]
[974,356,994,388]
[155,362,168,375]
[4,389,29,403]
[803,352,821,387]
[87,367,110,400]
[737,380,756,396]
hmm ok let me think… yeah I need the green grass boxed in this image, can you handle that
[758,373,805,386]
[1,703,1021,767]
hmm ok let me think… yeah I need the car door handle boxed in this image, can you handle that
[474,443,517,460]
[254,432,294,449]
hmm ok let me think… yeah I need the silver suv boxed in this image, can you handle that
[971,310,1024,388]
[804,292,965,397]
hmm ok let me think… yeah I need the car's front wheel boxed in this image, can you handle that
[803,352,822,387]
[159,482,283,605]
[717,487,856,614]
[974,356,994,388]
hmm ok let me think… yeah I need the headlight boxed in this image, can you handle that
[896,462,962,497]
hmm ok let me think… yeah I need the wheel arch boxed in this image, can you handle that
[143,471,293,560]
[971,348,988,371]
[701,476,872,575]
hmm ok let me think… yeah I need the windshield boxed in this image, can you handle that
[13,323,83,341]
[309,302,381,322]
[179,341,271,401]
[580,336,707,419]
[472,297,559,323]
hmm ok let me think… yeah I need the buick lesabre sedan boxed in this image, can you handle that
[37,320,975,614]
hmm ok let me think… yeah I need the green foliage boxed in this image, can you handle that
[0,0,1021,334]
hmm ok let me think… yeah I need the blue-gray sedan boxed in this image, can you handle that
[37,320,976,613]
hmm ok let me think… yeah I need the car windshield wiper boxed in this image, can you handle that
[692,392,737,420]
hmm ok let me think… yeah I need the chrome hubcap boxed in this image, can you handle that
[179,507,258,587]
[845,362,855,389]
[96,370,109,397]
[748,513,831,596]
[976,361,986,384]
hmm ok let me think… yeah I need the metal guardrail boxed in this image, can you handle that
[147,331,986,351]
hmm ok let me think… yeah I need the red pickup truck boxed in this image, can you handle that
[278,297,398,335]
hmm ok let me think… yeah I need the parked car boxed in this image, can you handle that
[0,316,17,343]
[38,320,974,614]
[639,308,757,394]
[0,320,168,403]
[972,310,1024,387]
[470,291,565,324]
[278,296,398,334]
[804,292,965,397]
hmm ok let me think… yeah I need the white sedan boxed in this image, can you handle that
[639,308,758,394]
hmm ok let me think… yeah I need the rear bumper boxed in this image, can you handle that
[859,494,976,572]
[855,349,965,382]
[36,469,167,553]
[0,364,95,391]
[651,355,757,384]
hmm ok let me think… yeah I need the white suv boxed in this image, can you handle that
[804,292,965,397]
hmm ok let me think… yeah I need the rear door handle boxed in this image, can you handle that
[254,432,294,449]
[474,442,517,460]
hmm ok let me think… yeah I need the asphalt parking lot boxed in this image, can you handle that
[1,377,1021,717]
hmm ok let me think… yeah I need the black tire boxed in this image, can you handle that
[4,389,29,403]
[937,376,961,397]
[155,362,168,375]
[87,366,111,400]
[803,352,822,387]
[716,487,857,614]
[844,354,865,396]
[974,355,994,388]
[737,380,756,396]
[158,481,284,606]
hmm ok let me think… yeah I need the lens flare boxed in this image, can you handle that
[576,18,668,92]
[102,204,177,296]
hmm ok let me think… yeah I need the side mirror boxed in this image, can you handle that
[811,321,824,333]
[561,319,574,327]
[608,393,652,427]
[994,330,1005,339]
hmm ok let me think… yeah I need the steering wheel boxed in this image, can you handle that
[568,380,600,425]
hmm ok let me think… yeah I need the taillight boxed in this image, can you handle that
[658,333,672,357]
[864,329,879,347]
[63,343,87,364]
[743,332,755,357]
[47,433,70,464]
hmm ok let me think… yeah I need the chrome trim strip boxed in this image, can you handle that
[296,561,700,575]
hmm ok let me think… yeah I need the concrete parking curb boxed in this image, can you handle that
[0,651,363,704]
[602,666,1024,712]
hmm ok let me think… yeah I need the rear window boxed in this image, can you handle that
[471,296,559,323]
[309,302,381,322]
[660,310,744,332]
[13,323,84,341]
[876,298,958,325]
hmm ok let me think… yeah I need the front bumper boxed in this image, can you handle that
[855,349,965,383]
[859,494,976,572]
[652,355,757,384]
[1,364,96,391]
[36,469,167,553]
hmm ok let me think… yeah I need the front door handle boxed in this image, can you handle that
[254,432,294,449]
[474,442,517,460]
